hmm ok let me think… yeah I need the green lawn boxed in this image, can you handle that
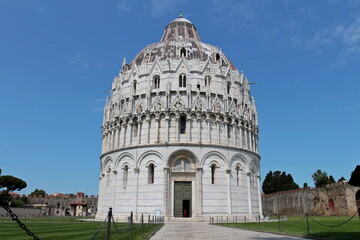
[0,218,163,240]
[216,215,360,240]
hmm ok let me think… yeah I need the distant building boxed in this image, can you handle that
[97,15,261,221]
[1,192,97,217]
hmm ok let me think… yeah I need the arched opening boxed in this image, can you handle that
[227,82,231,95]
[133,122,138,137]
[123,165,128,186]
[328,198,336,214]
[174,158,191,172]
[153,75,160,89]
[179,74,186,88]
[133,80,137,94]
[205,75,211,87]
[236,165,241,186]
[211,163,216,184]
[216,53,220,61]
[179,115,186,134]
[148,163,154,184]
[180,48,186,57]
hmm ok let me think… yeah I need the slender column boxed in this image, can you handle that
[166,117,170,143]
[244,128,248,149]
[251,131,255,151]
[98,174,105,216]
[176,118,180,142]
[114,128,119,150]
[134,167,140,217]
[137,122,141,144]
[250,131,253,151]
[225,123,229,144]
[117,127,121,148]
[197,119,201,143]
[105,133,109,152]
[255,134,258,153]
[128,122,133,146]
[187,118,191,142]
[156,119,160,143]
[102,135,105,154]
[246,172,252,215]
[226,169,232,215]
[207,120,211,143]
[163,167,169,215]
[257,175,263,217]
[239,127,243,148]
[232,123,237,146]
[122,124,127,146]
[107,131,112,150]
[197,167,203,215]
[248,131,251,151]
[112,170,118,208]
[146,119,151,143]
[112,130,116,150]
[217,121,220,144]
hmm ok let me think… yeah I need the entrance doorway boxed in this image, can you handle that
[174,181,191,217]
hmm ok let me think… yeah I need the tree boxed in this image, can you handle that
[30,189,47,197]
[303,182,308,188]
[312,169,335,188]
[349,165,360,187]
[262,170,299,194]
[10,199,25,207]
[0,175,27,193]
[0,175,27,205]
[338,176,346,182]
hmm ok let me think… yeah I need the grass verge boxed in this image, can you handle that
[0,218,163,240]
[215,215,360,240]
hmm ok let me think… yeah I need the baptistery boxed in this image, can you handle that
[96,15,262,221]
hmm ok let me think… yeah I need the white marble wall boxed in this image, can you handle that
[96,145,261,221]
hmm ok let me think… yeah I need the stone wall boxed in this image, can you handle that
[262,182,359,216]
[1,193,98,217]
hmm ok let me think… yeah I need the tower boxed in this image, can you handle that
[96,15,261,221]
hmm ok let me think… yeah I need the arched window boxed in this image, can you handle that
[153,75,160,89]
[148,163,155,184]
[133,122,138,137]
[236,165,241,186]
[227,82,231,95]
[216,53,220,61]
[180,47,186,57]
[251,167,256,188]
[179,116,186,134]
[179,74,186,88]
[227,124,232,138]
[133,80,137,94]
[174,158,191,171]
[211,164,216,184]
[123,165,128,186]
[205,75,211,87]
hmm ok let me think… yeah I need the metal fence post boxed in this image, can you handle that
[130,211,133,240]
[105,207,112,240]
[152,215,155,231]
[258,215,261,229]
[148,214,150,234]
[277,215,281,232]
[141,213,144,240]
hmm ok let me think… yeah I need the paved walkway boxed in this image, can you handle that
[150,222,308,240]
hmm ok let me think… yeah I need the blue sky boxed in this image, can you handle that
[1,0,359,195]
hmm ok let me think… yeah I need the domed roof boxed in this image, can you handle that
[132,16,234,70]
